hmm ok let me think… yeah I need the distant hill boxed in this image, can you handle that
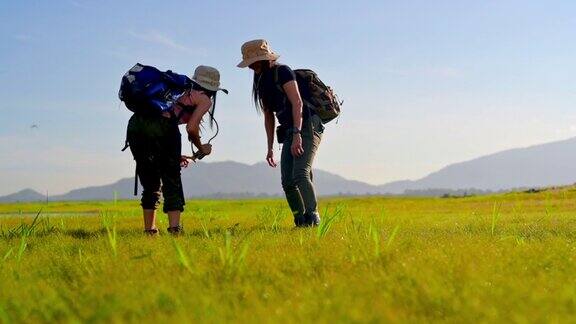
[0,189,45,203]
[3,137,576,202]
[40,161,383,201]
[378,137,576,193]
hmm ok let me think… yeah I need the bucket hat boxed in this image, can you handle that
[191,65,227,93]
[237,39,280,68]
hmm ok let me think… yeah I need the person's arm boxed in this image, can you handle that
[283,80,304,157]
[264,109,277,167]
[186,93,212,155]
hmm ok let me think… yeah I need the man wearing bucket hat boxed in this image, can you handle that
[238,39,324,227]
[126,65,227,235]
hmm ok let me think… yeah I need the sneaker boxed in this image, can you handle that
[167,225,184,235]
[144,228,159,236]
[304,212,321,227]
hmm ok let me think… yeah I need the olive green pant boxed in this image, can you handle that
[281,114,324,218]
[127,114,185,213]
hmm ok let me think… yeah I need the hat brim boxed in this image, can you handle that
[190,79,222,92]
[237,53,280,68]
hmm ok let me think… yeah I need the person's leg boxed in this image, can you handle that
[293,116,323,224]
[281,133,306,225]
[143,209,157,230]
[166,211,181,228]
[162,170,185,233]
[137,162,162,231]
[160,121,185,233]
[127,114,164,234]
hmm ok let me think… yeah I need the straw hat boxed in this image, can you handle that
[191,65,226,92]
[237,39,280,68]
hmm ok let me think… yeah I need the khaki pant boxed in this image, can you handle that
[280,114,324,219]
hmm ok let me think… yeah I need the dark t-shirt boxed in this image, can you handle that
[258,64,310,128]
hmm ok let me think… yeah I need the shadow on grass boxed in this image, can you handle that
[20,224,299,240]
[65,228,105,239]
[63,228,139,239]
[185,224,295,239]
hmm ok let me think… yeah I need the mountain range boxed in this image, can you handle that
[2,137,576,202]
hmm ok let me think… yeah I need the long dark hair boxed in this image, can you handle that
[251,60,274,113]
[192,82,217,129]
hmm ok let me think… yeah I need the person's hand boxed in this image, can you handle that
[200,143,212,156]
[266,149,277,167]
[180,156,190,168]
[291,134,304,157]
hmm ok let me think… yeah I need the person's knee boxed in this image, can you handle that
[139,171,161,209]
[162,186,184,213]
[282,177,297,192]
[293,168,312,185]
[161,170,185,213]
[141,190,161,210]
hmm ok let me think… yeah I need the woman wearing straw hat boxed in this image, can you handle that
[238,39,324,227]
[127,65,226,235]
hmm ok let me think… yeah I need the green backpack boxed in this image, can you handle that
[275,67,342,124]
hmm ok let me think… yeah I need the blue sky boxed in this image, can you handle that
[1,0,575,195]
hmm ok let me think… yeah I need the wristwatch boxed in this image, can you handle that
[291,127,301,135]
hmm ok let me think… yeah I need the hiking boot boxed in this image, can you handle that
[167,225,184,235]
[304,212,321,227]
[144,228,159,236]
[294,215,307,227]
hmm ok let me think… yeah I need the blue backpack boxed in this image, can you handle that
[118,63,192,115]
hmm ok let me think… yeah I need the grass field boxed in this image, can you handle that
[1,188,576,323]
